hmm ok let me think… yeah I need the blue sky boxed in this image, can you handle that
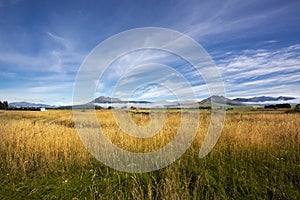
[0,0,300,105]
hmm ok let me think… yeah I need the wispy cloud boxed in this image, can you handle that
[216,44,300,98]
[1,0,299,104]
[0,71,16,78]
[47,32,65,41]
[0,50,83,74]
[28,82,73,93]
[46,31,74,51]
[170,0,298,43]
[263,40,278,44]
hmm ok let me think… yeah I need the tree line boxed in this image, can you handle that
[0,101,8,110]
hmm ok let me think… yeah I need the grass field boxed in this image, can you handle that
[0,110,299,199]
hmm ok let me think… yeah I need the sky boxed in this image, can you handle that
[0,0,300,105]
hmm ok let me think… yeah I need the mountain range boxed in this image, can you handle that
[233,96,295,103]
[8,95,297,108]
[8,102,54,108]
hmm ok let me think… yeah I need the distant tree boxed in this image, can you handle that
[265,104,291,109]
[285,104,300,113]
[264,105,276,109]
[4,101,8,109]
[275,103,291,109]
[95,106,103,110]
[0,100,8,110]
[130,106,136,110]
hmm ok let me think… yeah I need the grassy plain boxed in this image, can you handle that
[0,110,299,199]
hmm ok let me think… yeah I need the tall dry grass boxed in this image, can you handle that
[0,110,299,199]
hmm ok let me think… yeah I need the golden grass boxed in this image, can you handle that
[0,110,299,171]
[0,110,299,199]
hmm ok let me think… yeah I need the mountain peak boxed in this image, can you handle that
[200,96,244,106]
[92,96,122,103]
[91,96,151,104]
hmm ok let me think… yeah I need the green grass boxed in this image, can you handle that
[1,147,299,199]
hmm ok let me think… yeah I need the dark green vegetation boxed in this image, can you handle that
[0,100,8,110]
[2,149,299,199]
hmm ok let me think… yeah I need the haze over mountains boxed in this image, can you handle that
[8,95,297,108]
[8,102,54,108]
[233,96,295,103]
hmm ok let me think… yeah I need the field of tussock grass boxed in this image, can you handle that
[0,110,299,199]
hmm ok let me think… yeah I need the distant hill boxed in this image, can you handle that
[9,102,54,108]
[92,96,123,103]
[200,95,244,106]
[233,96,296,103]
[91,96,151,104]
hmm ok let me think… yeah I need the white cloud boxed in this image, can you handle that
[0,51,82,74]
[169,0,295,43]
[28,82,73,93]
[216,44,300,98]
[46,31,75,51]
[263,40,278,44]
[47,32,65,42]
